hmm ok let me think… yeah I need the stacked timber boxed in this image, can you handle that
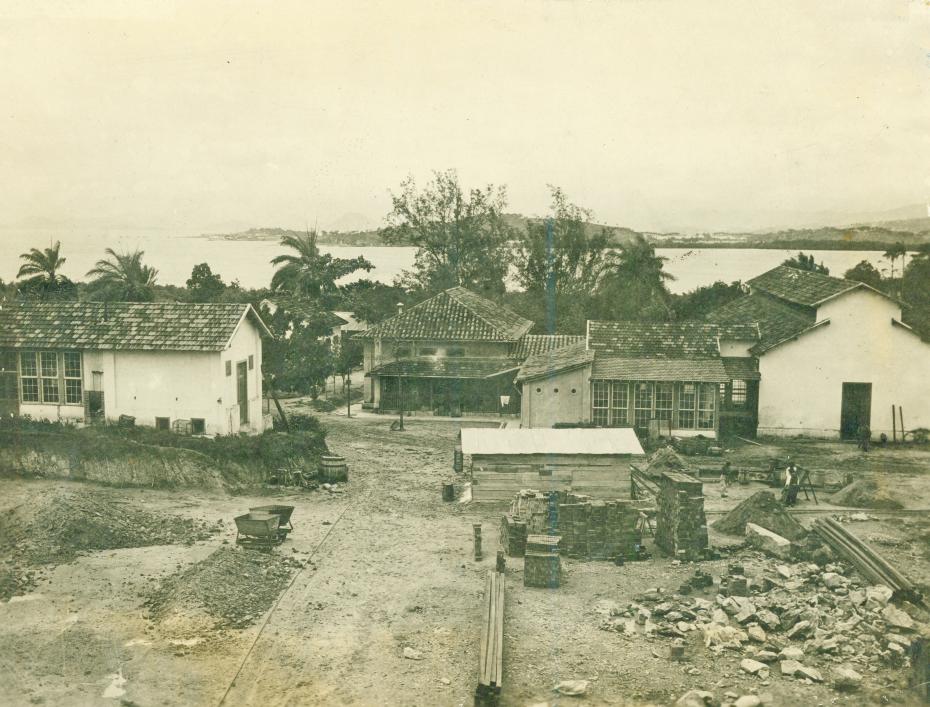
[476,571,505,706]
[654,472,708,560]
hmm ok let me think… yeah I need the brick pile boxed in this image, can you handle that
[655,471,708,560]
[500,490,642,561]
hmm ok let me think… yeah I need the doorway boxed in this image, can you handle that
[840,382,871,440]
[237,361,249,426]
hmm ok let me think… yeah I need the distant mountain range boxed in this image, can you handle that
[204,207,930,251]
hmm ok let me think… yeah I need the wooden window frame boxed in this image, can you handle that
[591,380,609,426]
[698,383,716,430]
[63,351,83,405]
[730,379,747,407]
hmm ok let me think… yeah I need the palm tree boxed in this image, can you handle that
[16,241,75,299]
[883,243,907,281]
[86,248,159,301]
[270,231,372,299]
[596,234,675,320]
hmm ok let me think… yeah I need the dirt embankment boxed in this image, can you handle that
[0,486,219,600]
[830,476,905,510]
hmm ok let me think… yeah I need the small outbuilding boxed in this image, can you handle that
[462,427,645,501]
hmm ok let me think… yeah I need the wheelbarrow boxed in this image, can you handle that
[234,512,290,549]
[248,504,295,529]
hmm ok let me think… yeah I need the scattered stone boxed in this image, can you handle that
[786,620,812,639]
[754,650,779,663]
[756,610,780,632]
[553,680,589,696]
[745,523,793,560]
[674,689,715,707]
[865,585,893,607]
[712,491,806,540]
[778,645,804,660]
[740,658,769,676]
[403,647,423,660]
[882,604,914,630]
[780,660,803,677]
[734,696,761,707]
[821,572,845,589]
[747,626,766,643]
[797,665,823,682]
[832,666,863,691]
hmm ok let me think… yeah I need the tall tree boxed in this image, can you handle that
[595,234,674,320]
[86,248,158,301]
[514,187,612,296]
[782,252,829,274]
[671,280,745,320]
[186,263,227,302]
[901,250,930,339]
[16,241,76,299]
[843,260,883,290]
[883,242,907,280]
[381,170,514,296]
[270,231,372,303]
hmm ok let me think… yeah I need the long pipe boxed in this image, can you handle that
[822,518,915,592]
[813,522,898,590]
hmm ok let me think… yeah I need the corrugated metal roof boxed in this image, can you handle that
[461,427,644,456]
[591,356,729,382]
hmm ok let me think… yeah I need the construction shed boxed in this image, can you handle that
[463,427,645,501]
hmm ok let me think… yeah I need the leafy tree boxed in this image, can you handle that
[186,263,227,302]
[594,234,674,320]
[843,260,883,290]
[671,280,745,320]
[86,248,158,301]
[514,187,612,296]
[261,304,336,397]
[270,231,372,304]
[380,169,514,296]
[901,251,930,339]
[340,279,410,324]
[16,241,76,299]
[883,242,908,280]
[782,252,829,274]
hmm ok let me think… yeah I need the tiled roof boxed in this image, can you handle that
[591,356,729,383]
[0,301,270,352]
[705,293,814,355]
[747,265,859,307]
[721,357,761,381]
[509,334,585,359]
[587,321,757,359]
[355,287,533,342]
[516,341,594,382]
[368,357,523,379]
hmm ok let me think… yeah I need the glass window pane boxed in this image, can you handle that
[22,378,39,402]
[610,382,628,425]
[42,378,59,403]
[731,379,747,406]
[40,352,58,378]
[65,379,83,404]
[655,383,673,421]
[20,352,37,377]
[64,352,82,378]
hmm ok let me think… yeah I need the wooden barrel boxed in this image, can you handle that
[320,455,349,482]
[442,482,455,502]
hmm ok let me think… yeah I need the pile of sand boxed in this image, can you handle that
[645,447,690,477]
[144,547,301,630]
[830,476,904,510]
[0,487,217,566]
[712,490,807,541]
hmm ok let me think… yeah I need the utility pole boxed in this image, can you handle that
[346,371,352,418]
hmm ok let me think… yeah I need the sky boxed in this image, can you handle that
[1,0,929,235]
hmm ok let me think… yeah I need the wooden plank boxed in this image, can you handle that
[483,572,497,686]
[477,572,492,686]
[494,572,504,687]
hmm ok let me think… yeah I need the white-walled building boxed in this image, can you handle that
[0,301,272,435]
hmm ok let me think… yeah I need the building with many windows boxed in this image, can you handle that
[0,301,272,435]
[516,321,758,437]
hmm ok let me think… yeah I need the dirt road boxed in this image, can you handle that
[2,414,929,706]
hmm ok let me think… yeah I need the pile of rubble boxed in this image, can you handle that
[143,546,305,631]
[645,447,691,477]
[597,555,925,699]
[711,491,806,541]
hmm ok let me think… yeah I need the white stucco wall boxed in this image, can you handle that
[757,289,929,438]
[16,316,265,436]
[520,366,591,428]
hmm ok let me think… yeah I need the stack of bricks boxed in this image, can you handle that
[499,514,527,556]
[654,471,709,561]
[523,534,561,588]
[550,494,641,560]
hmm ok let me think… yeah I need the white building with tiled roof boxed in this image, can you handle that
[0,301,272,435]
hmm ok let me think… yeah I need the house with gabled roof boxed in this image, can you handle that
[705,264,930,439]
[356,287,579,416]
[517,320,759,435]
[0,301,273,435]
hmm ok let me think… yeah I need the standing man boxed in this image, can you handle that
[783,461,800,507]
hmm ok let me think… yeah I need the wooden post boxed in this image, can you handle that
[346,372,351,418]
[900,406,905,441]
[473,523,483,561]
[892,405,897,443]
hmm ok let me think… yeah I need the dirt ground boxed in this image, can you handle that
[2,413,930,707]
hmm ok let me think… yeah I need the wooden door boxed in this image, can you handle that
[840,382,871,440]
[237,361,249,425]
